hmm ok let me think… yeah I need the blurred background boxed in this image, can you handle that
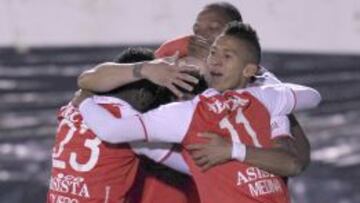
[0,0,359,202]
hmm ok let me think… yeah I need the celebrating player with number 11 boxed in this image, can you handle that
[78,22,321,203]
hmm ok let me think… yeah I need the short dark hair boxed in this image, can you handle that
[102,48,165,111]
[205,2,242,22]
[109,48,207,109]
[111,48,208,109]
[114,47,154,63]
[223,21,261,64]
[111,47,158,98]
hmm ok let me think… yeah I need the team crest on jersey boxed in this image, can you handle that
[201,93,249,114]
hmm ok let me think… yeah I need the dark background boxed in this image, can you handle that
[0,46,359,203]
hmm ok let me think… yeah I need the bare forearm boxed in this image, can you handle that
[78,62,141,92]
[78,59,199,98]
[188,132,307,174]
[244,145,303,177]
[289,114,311,168]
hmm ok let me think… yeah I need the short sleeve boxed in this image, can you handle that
[245,85,295,116]
[270,116,292,139]
[253,70,282,86]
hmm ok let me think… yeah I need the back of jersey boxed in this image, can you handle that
[182,91,290,203]
[47,100,139,203]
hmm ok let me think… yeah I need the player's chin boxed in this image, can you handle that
[209,80,225,92]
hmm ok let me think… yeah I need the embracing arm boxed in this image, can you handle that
[79,97,194,144]
[131,142,190,175]
[285,83,322,111]
[250,71,312,170]
[79,98,146,143]
[78,58,199,98]
[249,83,321,117]
[187,116,306,176]
[288,114,311,168]
[240,137,305,177]
[78,62,141,93]
[232,115,306,176]
[187,133,305,176]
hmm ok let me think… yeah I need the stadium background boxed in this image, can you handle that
[0,0,359,202]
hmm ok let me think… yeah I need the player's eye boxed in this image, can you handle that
[224,54,232,59]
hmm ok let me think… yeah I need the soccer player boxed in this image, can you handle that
[154,2,311,171]
[77,33,292,203]
[47,48,191,203]
[77,22,321,203]
[78,4,310,171]
[155,2,242,58]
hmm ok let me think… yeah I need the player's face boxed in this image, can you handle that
[205,34,249,92]
[192,8,229,44]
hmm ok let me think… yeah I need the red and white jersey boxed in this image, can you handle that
[128,158,200,203]
[139,86,296,203]
[154,35,191,58]
[48,97,141,203]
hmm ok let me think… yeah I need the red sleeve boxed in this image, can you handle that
[100,104,122,118]
[155,35,191,58]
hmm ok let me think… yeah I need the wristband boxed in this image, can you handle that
[133,62,144,79]
[231,142,247,162]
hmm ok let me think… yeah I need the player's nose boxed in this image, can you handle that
[207,55,221,71]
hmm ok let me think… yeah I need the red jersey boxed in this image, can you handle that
[129,159,199,203]
[138,86,296,203]
[47,97,140,203]
[155,35,190,58]
[181,91,290,203]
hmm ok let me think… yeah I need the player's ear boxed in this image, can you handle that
[243,64,258,78]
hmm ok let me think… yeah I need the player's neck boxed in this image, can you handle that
[234,78,249,90]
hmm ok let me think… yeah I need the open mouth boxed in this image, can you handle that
[210,72,223,77]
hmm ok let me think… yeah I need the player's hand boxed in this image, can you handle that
[142,52,200,98]
[186,132,232,172]
[188,35,210,60]
[71,89,94,107]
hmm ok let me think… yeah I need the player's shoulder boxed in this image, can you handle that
[194,88,220,102]
[93,95,127,105]
[231,87,260,98]
[155,35,191,58]
[59,96,138,120]
[237,84,284,96]
[250,66,282,87]
[231,86,273,106]
[145,88,217,116]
